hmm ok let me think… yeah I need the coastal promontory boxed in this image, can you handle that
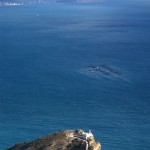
[8,129,101,150]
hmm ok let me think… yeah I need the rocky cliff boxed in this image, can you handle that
[7,129,101,150]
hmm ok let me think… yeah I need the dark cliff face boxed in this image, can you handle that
[7,130,101,150]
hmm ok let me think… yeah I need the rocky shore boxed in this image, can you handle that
[7,129,101,150]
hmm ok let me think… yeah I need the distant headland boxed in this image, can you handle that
[7,129,101,150]
[0,0,103,6]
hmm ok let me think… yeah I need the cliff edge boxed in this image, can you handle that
[7,129,101,150]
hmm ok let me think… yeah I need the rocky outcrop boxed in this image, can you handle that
[7,129,101,150]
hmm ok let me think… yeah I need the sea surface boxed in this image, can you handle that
[0,0,150,149]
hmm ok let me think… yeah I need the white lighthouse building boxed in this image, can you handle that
[80,130,94,140]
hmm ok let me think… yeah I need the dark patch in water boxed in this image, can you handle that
[80,65,124,80]
[87,65,122,76]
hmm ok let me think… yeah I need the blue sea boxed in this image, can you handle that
[0,0,150,149]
